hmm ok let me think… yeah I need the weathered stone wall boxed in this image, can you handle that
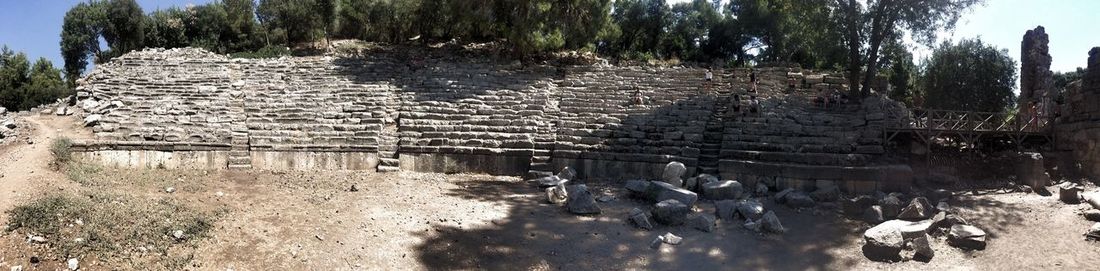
[1021,26,1054,113]
[1057,47,1100,178]
[74,48,909,190]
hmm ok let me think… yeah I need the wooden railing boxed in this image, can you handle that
[892,109,1053,133]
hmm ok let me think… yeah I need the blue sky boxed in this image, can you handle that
[1,0,1097,75]
[0,0,213,70]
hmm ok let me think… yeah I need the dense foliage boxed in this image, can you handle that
[922,39,1017,112]
[0,47,69,112]
[52,0,1041,114]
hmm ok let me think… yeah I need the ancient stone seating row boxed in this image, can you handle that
[553,67,714,163]
[84,53,237,143]
[396,62,554,154]
[240,58,392,147]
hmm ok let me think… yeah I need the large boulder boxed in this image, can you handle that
[83,114,102,127]
[898,197,933,221]
[863,206,885,224]
[863,220,908,261]
[785,192,816,208]
[645,181,698,207]
[1016,152,1051,190]
[761,211,786,234]
[701,180,743,200]
[565,185,601,215]
[556,166,577,181]
[947,225,987,250]
[810,185,840,202]
[629,208,654,230]
[880,195,902,219]
[737,199,765,220]
[714,200,740,220]
[1060,184,1082,204]
[689,214,716,232]
[843,195,877,217]
[910,234,935,262]
[625,179,651,195]
[661,162,687,187]
[1084,210,1100,222]
[653,199,691,225]
[546,184,568,204]
[1087,223,1100,241]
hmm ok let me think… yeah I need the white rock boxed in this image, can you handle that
[11,265,23,271]
[83,114,102,127]
[67,258,79,270]
[172,229,185,240]
[165,186,177,193]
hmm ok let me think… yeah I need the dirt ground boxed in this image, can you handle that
[0,114,1098,270]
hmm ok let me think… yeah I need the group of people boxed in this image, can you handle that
[705,68,757,94]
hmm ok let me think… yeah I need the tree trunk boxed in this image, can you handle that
[860,0,897,97]
[839,0,862,97]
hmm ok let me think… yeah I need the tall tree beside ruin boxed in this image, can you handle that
[60,2,106,83]
[606,0,672,59]
[101,0,146,58]
[257,0,327,46]
[224,0,262,51]
[832,0,983,97]
[663,0,723,61]
[922,39,1016,113]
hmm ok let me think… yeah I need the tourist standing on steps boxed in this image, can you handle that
[749,69,757,93]
[705,68,713,93]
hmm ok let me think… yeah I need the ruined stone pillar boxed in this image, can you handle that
[1020,26,1053,118]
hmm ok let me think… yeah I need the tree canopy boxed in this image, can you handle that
[54,0,1027,114]
[922,39,1016,112]
[0,46,69,112]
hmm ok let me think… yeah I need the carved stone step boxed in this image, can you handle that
[377,165,400,172]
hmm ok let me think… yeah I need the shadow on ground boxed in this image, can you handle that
[412,178,873,270]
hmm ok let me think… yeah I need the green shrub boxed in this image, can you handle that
[49,137,73,166]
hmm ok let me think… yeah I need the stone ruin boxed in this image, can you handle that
[71,47,912,193]
[1020,26,1054,114]
[1056,47,1100,178]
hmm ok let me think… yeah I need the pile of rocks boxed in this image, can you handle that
[1061,183,1100,241]
[854,190,986,262]
[0,107,15,144]
[625,162,785,235]
[534,167,605,215]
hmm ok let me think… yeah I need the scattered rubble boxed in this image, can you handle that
[898,197,933,221]
[947,225,987,250]
[546,184,568,205]
[565,184,601,215]
[629,208,654,230]
[653,199,690,225]
[660,162,687,187]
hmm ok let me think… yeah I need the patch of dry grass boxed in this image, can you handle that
[5,191,221,269]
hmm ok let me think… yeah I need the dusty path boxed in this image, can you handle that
[0,115,88,225]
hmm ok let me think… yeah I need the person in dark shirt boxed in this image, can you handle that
[749,69,757,92]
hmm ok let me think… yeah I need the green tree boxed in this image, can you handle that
[258,0,327,46]
[145,8,190,49]
[664,0,722,61]
[607,0,671,59]
[0,47,68,112]
[0,47,31,111]
[60,2,106,83]
[101,0,146,58]
[832,0,983,97]
[224,0,262,51]
[21,58,69,110]
[922,39,1016,112]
